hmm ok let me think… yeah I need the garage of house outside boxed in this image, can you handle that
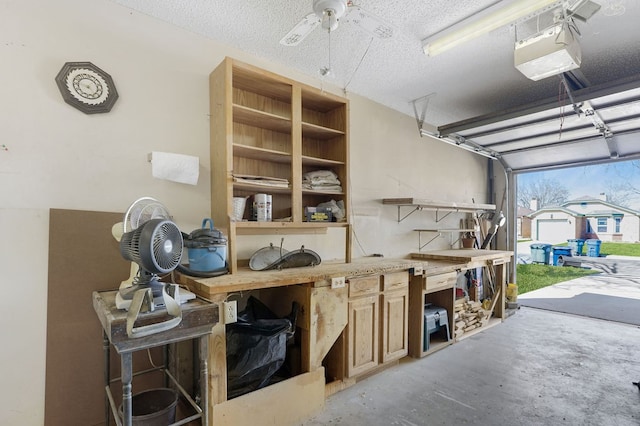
[529,195,640,244]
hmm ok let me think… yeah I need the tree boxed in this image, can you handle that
[609,160,640,208]
[518,178,569,209]
[603,180,634,208]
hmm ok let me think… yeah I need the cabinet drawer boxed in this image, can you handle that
[348,275,380,298]
[382,271,409,291]
[425,272,456,293]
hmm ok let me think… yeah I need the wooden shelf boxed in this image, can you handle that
[302,155,345,167]
[233,221,348,233]
[302,121,345,139]
[382,198,496,211]
[233,144,291,163]
[414,228,475,233]
[232,182,291,193]
[302,188,345,196]
[233,104,292,133]
[232,63,292,102]
[383,198,495,223]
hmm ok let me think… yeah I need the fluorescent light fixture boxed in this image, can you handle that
[423,0,561,56]
[514,24,581,80]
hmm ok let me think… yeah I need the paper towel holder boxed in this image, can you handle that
[147,151,200,186]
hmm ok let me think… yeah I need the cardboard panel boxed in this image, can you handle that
[44,209,163,426]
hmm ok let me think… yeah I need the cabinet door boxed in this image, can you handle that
[346,295,379,377]
[380,288,409,363]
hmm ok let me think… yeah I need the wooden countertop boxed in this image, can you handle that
[413,249,513,272]
[178,258,428,297]
[411,249,512,263]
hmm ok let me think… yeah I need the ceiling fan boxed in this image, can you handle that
[280,0,394,46]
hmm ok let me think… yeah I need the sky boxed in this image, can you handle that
[517,160,640,210]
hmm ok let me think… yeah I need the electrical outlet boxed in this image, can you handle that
[223,300,237,324]
[331,276,346,289]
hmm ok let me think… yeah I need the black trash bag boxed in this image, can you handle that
[226,296,298,399]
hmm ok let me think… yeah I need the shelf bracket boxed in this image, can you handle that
[418,230,442,251]
[435,209,455,223]
[396,205,421,223]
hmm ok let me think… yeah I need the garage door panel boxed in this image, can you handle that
[537,219,574,244]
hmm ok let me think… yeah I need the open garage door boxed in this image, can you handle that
[436,74,640,173]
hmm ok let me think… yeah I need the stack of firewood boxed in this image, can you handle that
[454,298,490,338]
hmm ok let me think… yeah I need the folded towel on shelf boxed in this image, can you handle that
[303,170,341,191]
[303,183,343,192]
[304,170,339,181]
[233,174,290,188]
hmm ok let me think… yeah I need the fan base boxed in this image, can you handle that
[115,282,195,311]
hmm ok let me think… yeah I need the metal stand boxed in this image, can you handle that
[93,290,218,426]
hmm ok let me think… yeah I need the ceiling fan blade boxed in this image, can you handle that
[348,6,394,39]
[280,13,322,46]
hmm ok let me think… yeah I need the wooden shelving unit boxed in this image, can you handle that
[210,58,351,272]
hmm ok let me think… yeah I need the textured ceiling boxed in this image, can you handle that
[109,0,639,127]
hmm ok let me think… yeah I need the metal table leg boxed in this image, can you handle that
[103,332,111,426]
[199,335,209,425]
[121,352,133,426]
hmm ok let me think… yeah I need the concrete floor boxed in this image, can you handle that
[302,307,640,426]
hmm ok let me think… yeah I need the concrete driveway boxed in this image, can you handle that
[516,244,640,326]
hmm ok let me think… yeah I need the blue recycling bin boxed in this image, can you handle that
[586,239,602,257]
[567,239,585,256]
[530,243,552,264]
[552,246,572,266]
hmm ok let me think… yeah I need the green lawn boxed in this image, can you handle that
[556,241,640,257]
[516,263,599,294]
[516,241,640,295]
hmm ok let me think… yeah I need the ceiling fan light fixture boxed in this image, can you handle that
[313,0,347,32]
[280,0,394,46]
[321,9,340,31]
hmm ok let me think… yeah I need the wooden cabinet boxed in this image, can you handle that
[346,292,379,377]
[380,272,409,363]
[345,272,408,378]
[209,57,350,272]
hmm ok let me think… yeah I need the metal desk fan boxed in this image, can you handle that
[114,197,185,338]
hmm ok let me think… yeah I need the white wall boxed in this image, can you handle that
[0,0,498,423]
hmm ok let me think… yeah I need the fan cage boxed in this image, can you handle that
[120,219,183,274]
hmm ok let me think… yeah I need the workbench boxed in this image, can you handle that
[93,290,219,426]
[175,252,511,425]
[177,258,426,426]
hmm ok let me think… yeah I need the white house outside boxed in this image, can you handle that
[529,196,640,244]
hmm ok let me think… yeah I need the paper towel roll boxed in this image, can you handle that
[150,151,199,185]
